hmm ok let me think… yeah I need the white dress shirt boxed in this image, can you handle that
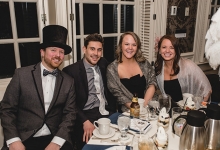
[7,63,65,147]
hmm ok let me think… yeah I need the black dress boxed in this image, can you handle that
[164,79,183,108]
[120,74,146,98]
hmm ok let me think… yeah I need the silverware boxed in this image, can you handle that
[110,124,136,136]
[91,137,103,140]
[101,138,119,143]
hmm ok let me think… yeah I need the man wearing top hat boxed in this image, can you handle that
[0,25,76,150]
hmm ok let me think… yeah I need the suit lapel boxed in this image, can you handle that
[31,63,45,110]
[47,70,63,113]
[79,60,88,95]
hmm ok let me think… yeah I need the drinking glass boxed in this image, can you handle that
[138,135,155,150]
[148,98,160,120]
[117,114,131,140]
[193,95,203,109]
[133,116,148,137]
[172,107,183,124]
[158,94,171,113]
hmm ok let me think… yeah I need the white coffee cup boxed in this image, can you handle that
[138,98,145,113]
[182,93,193,103]
[93,118,110,135]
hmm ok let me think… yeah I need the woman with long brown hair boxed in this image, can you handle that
[155,35,211,104]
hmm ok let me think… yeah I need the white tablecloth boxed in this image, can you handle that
[88,115,180,150]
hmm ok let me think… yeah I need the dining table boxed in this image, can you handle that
[82,112,180,150]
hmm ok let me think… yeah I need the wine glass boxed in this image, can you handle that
[158,94,171,113]
[133,116,148,138]
[148,98,160,120]
[117,114,131,140]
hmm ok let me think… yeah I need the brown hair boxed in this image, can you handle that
[154,35,180,76]
[84,33,104,48]
[115,31,146,63]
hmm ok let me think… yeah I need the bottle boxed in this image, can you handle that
[130,93,140,118]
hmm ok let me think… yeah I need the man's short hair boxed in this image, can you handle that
[84,33,104,48]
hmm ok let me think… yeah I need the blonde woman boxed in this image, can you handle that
[107,32,157,112]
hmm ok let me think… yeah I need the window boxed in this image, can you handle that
[0,0,41,79]
[210,0,220,24]
[74,0,136,63]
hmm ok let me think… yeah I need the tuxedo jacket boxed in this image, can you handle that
[62,58,116,123]
[0,63,76,147]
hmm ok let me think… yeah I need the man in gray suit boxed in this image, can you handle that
[0,25,76,150]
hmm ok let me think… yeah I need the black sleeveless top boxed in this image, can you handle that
[120,74,146,98]
[164,79,183,102]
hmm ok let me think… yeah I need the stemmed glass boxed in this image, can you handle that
[117,114,131,140]
[148,97,160,120]
[158,94,171,113]
[133,116,148,138]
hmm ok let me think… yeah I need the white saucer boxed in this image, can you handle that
[93,128,115,139]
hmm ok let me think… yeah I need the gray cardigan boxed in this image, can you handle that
[107,60,157,112]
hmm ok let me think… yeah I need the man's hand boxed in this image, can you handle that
[45,142,60,150]
[83,120,95,143]
[9,141,25,150]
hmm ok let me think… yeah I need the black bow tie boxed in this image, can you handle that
[43,69,58,77]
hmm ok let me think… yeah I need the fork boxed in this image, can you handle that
[101,138,119,143]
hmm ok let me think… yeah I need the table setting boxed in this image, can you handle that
[83,93,220,150]
[83,94,180,150]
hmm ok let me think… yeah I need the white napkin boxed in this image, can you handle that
[105,146,126,150]
[130,119,152,134]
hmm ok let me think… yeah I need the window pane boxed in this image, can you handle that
[121,5,134,33]
[83,4,99,34]
[0,2,12,39]
[0,44,16,78]
[103,4,118,34]
[76,39,81,61]
[14,2,39,38]
[212,0,216,5]
[211,7,215,17]
[217,0,220,5]
[75,4,80,35]
[19,42,41,67]
[103,37,117,62]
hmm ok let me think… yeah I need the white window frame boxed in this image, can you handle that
[0,0,45,88]
[137,0,167,63]
[74,0,137,61]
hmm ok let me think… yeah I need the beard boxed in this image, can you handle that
[43,56,63,69]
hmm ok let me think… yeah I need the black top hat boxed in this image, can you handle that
[39,25,72,55]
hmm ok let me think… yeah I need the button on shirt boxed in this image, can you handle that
[83,59,108,110]
[6,63,65,147]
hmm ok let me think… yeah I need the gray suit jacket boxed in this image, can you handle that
[0,63,76,147]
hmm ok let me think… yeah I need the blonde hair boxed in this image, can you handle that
[115,31,146,63]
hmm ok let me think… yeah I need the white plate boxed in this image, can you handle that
[93,128,115,139]
[177,100,206,110]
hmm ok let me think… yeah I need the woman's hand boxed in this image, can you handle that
[125,102,132,108]
[203,90,212,102]
[144,85,156,106]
